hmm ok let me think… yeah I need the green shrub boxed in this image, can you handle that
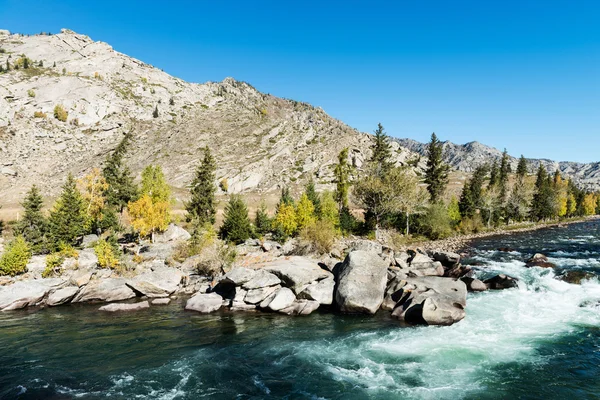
[219,178,229,192]
[418,203,454,240]
[459,214,485,234]
[53,104,68,122]
[0,237,31,276]
[94,239,120,269]
[33,111,47,118]
[298,220,338,254]
[27,89,35,98]
[42,253,64,278]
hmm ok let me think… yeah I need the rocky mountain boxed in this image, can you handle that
[397,138,600,191]
[0,28,418,211]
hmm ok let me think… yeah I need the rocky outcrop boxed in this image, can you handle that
[126,266,183,297]
[265,257,332,294]
[72,278,136,303]
[0,279,64,311]
[335,250,388,314]
[47,286,79,306]
[99,301,150,312]
[154,224,191,243]
[185,293,223,313]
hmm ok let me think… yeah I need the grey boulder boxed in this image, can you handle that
[126,266,183,297]
[99,301,150,312]
[265,257,333,294]
[266,287,296,311]
[47,286,80,306]
[298,277,334,305]
[72,278,136,303]
[0,279,64,311]
[185,292,223,313]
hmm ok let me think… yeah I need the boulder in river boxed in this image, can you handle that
[558,270,596,285]
[279,299,320,315]
[428,250,461,268]
[484,274,519,290]
[126,266,183,298]
[298,277,334,305]
[525,253,556,269]
[265,257,332,294]
[72,278,137,303]
[185,292,223,313]
[99,301,150,312]
[47,286,80,306]
[266,287,297,311]
[335,250,388,314]
[460,277,487,292]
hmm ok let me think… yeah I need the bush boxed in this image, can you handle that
[298,220,338,254]
[0,237,31,276]
[53,104,68,122]
[219,178,228,192]
[272,203,297,239]
[254,201,272,236]
[33,111,47,118]
[459,214,485,234]
[94,239,120,269]
[27,89,35,98]
[418,203,453,240]
[42,253,64,278]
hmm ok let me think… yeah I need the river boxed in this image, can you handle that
[2,221,600,399]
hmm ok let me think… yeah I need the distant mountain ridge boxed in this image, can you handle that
[396,138,600,190]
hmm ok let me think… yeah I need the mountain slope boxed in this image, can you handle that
[397,138,600,191]
[0,29,417,209]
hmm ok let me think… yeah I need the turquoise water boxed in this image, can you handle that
[2,221,600,399]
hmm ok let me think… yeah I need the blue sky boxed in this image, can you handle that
[1,0,598,162]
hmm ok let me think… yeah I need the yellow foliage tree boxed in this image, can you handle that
[319,191,340,227]
[583,193,596,216]
[78,168,109,225]
[295,193,315,230]
[273,203,297,237]
[128,194,171,241]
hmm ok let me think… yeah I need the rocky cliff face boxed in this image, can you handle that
[0,29,418,208]
[397,138,600,191]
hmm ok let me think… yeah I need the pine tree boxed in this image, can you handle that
[424,133,449,203]
[153,105,159,118]
[15,185,48,253]
[103,133,138,212]
[49,174,87,247]
[186,146,217,225]
[23,57,29,69]
[254,201,272,235]
[530,165,554,221]
[334,148,351,209]
[459,165,487,218]
[498,149,511,202]
[304,177,321,216]
[278,187,294,208]
[220,195,253,244]
[5,59,9,71]
[516,155,528,179]
[371,123,393,174]
[489,161,499,187]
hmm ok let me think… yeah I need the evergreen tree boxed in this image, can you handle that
[23,57,29,69]
[254,200,272,235]
[459,165,487,218]
[186,146,217,225]
[103,133,138,212]
[49,174,87,247]
[498,149,511,202]
[278,187,295,208]
[304,177,321,216]
[0,64,3,73]
[6,59,10,71]
[516,155,528,178]
[489,161,499,187]
[530,165,554,221]
[370,123,393,175]
[15,185,47,253]
[424,133,449,203]
[220,195,253,244]
[153,105,159,118]
[334,148,351,209]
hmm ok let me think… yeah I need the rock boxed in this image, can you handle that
[99,301,150,312]
[497,247,516,252]
[408,250,432,264]
[151,298,171,305]
[484,274,519,290]
[220,267,257,286]
[259,290,279,309]
[347,239,383,255]
[233,287,248,303]
[461,277,487,292]
[244,285,280,304]
[428,250,461,268]
[409,261,445,277]
[0,279,64,311]
[394,252,410,269]
[77,249,98,269]
[525,253,556,269]
[265,257,333,294]
[139,242,175,260]
[231,302,257,311]
[69,270,93,287]
[558,270,596,285]
[267,287,296,311]
[298,277,335,305]
[391,277,467,326]
[335,250,388,314]
[185,292,223,313]
[279,299,320,315]
[25,256,46,278]
[154,224,191,243]
[445,264,473,279]
[281,239,297,255]
[47,286,79,306]
[81,234,99,248]
[126,266,183,297]
[72,278,136,303]
[242,270,280,290]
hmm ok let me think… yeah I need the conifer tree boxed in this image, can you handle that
[153,105,159,118]
[103,133,138,213]
[15,185,47,253]
[489,161,499,187]
[516,155,528,179]
[498,149,511,202]
[278,187,295,208]
[371,123,393,175]
[220,195,253,244]
[254,200,272,235]
[186,146,217,225]
[334,148,351,209]
[49,174,87,247]
[424,133,449,203]
[304,177,321,216]
[459,165,487,218]
[530,165,554,221]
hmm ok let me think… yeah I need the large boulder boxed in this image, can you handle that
[461,277,487,292]
[220,267,258,286]
[185,292,223,313]
[72,278,136,303]
[69,269,93,287]
[266,287,296,311]
[484,274,519,290]
[391,277,467,326]
[242,270,280,290]
[0,279,64,311]
[47,286,80,306]
[279,299,320,315]
[558,270,596,284]
[265,257,332,294]
[347,239,383,255]
[99,301,150,312]
[25,256,47,278]
[428,250,461,268]
[298,277,335,305]
[244,285,280,305]
[81,234,99,248]
[154,224,191,243]
[126,266,183,298]
[335,250,388,314]
[77,248,98,269]
[525,253,556,269]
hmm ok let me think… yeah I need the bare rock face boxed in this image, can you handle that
[47,286,80,306]
[72,278,136,303]
[99,301,150,312]
[335,250,388,314]
[185,292,223,313]
[126,266,183,298]
[265,257,332,294]
[0,279,64,311]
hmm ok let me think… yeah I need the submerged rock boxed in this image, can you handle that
[99,301,150,312]
[484,274,519,290]
[558,270,596,285]
[185,292,223,313]
[335,250,388,314]
[279,299,320,315]
[525,253,556,269]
